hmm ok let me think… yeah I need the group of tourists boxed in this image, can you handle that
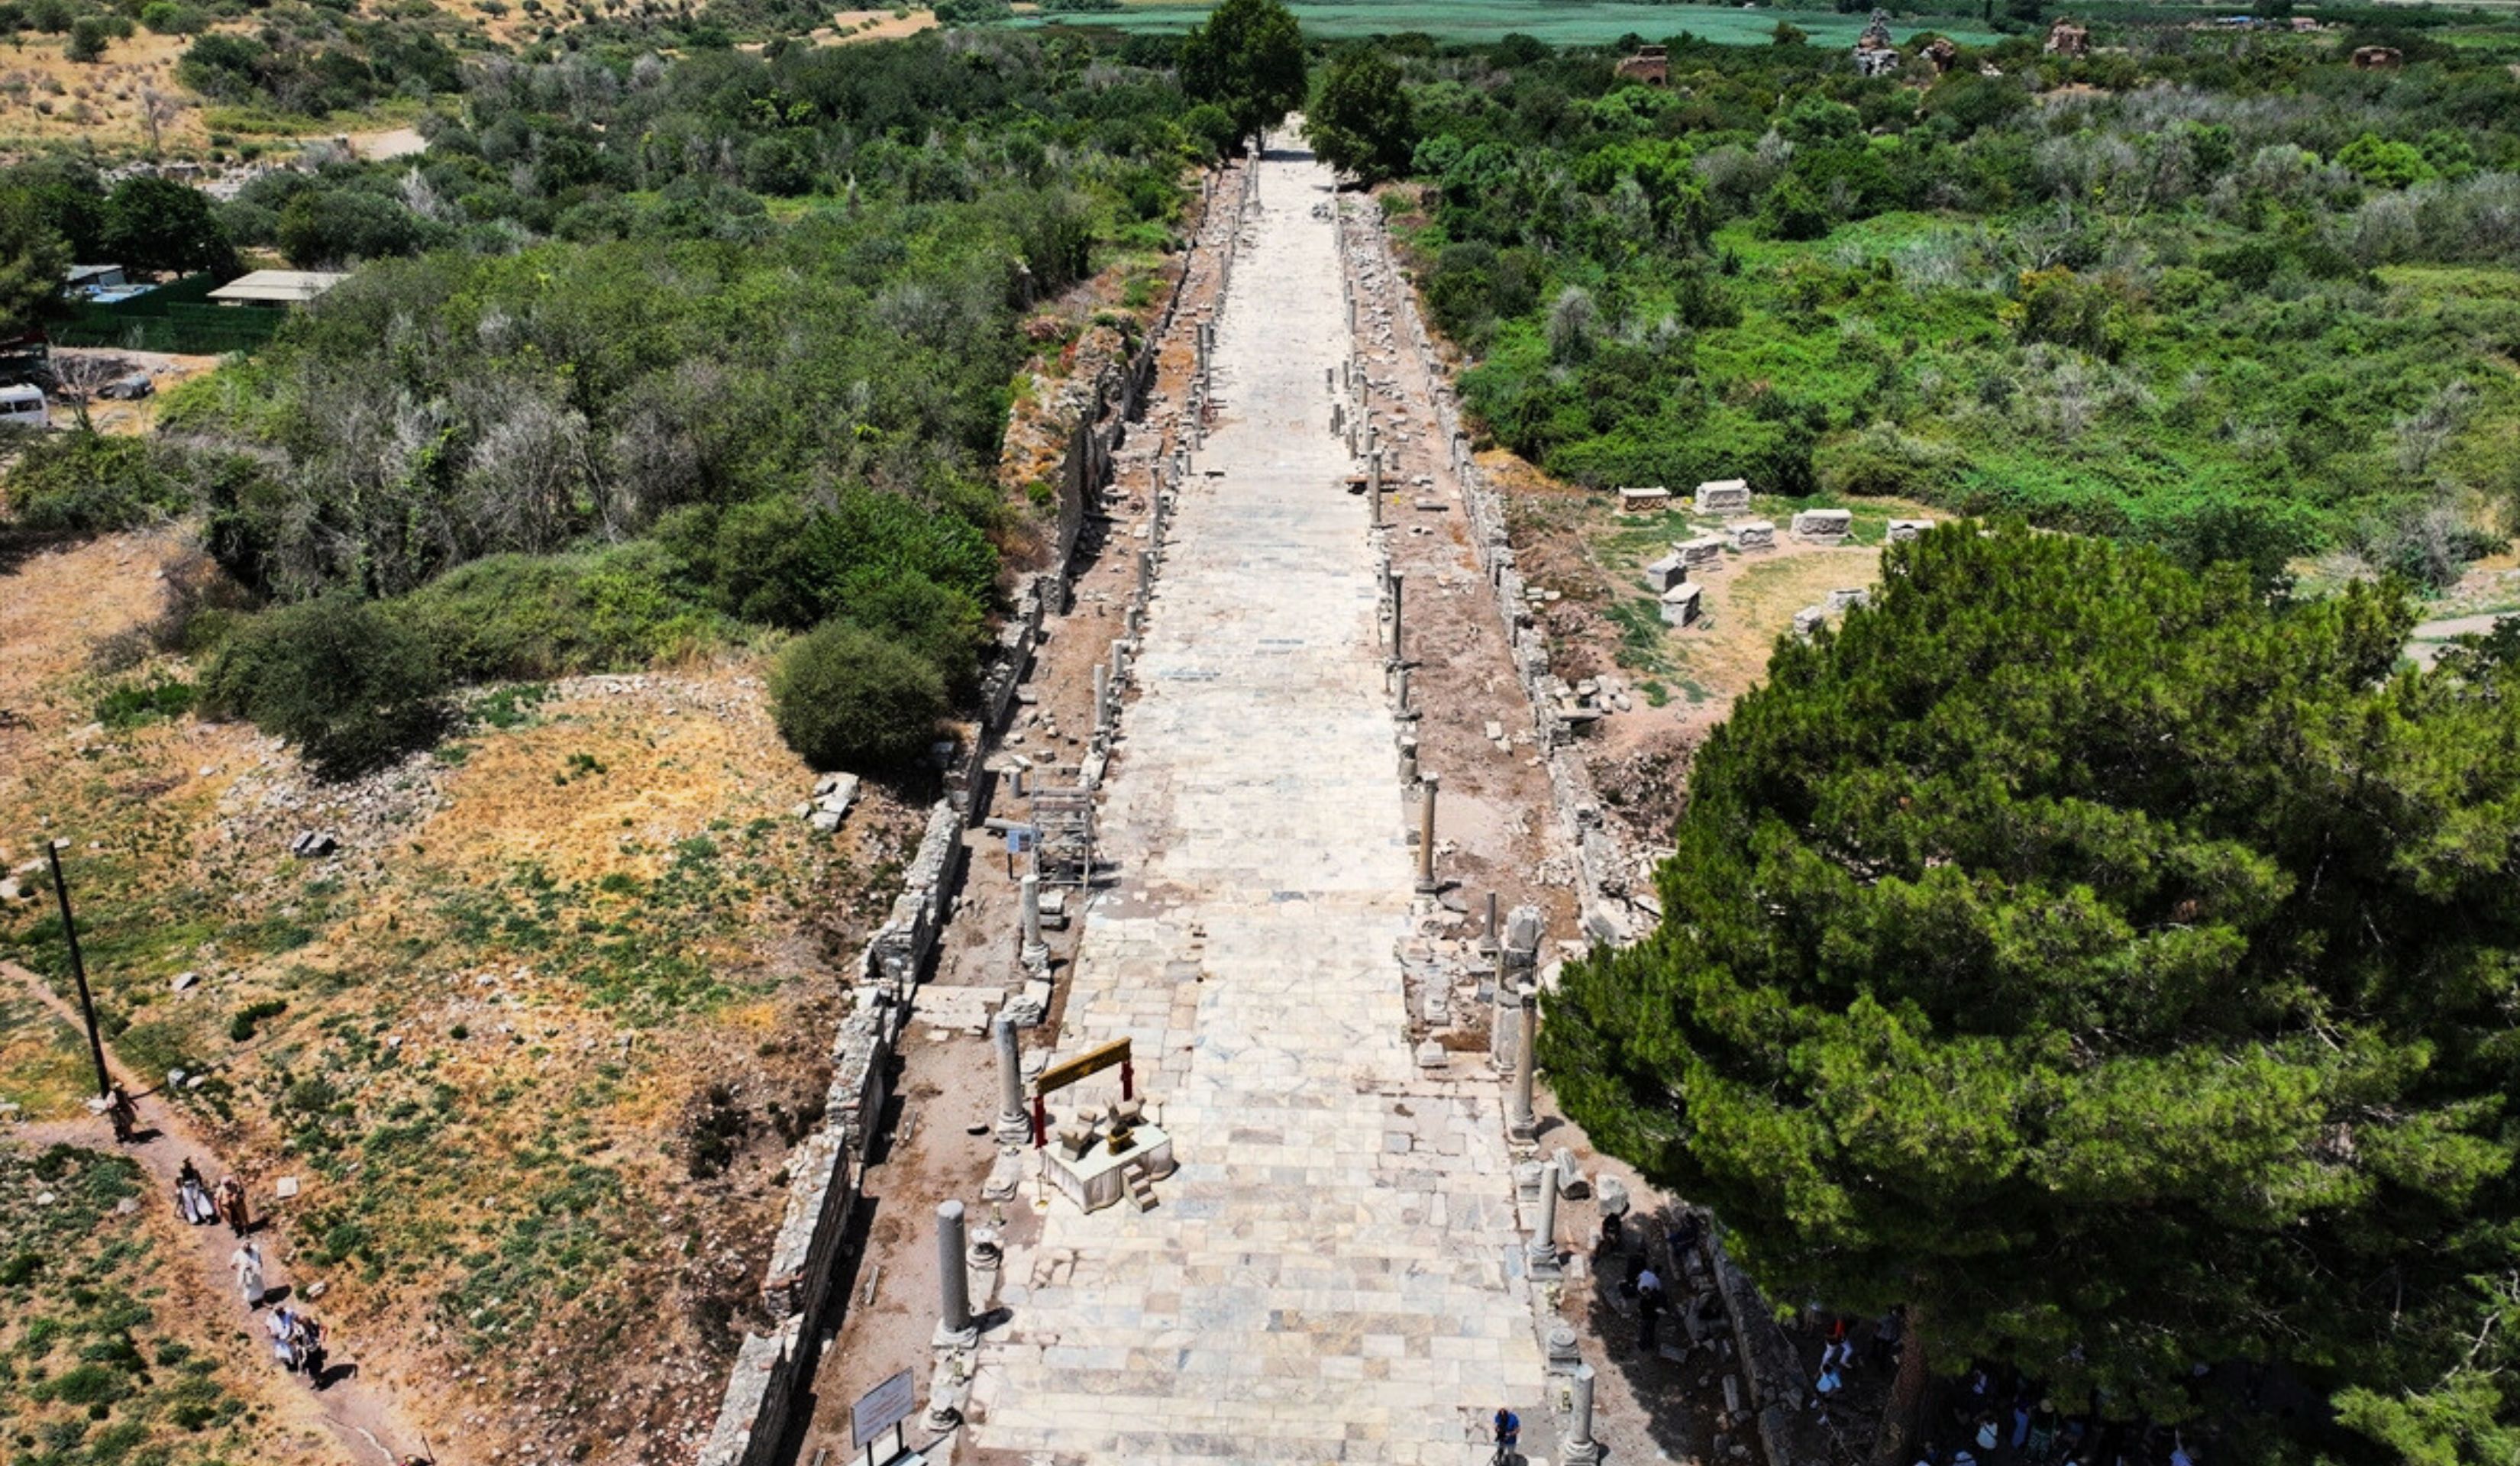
[175,1158,250,1235]
[1806,1307,1904,1400]
[1918,1365,2202,1466]
[264,1305,330,1377]
[228,1238,337,1385]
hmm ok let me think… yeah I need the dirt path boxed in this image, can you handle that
[3,958,442,1466]
[2408,611,2509,668]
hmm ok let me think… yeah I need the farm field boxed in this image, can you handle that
[1004,0,2003,44]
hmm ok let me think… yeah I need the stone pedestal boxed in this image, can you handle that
[1041,1124,1175,1213]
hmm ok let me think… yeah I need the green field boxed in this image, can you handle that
[1003,0,2003,46]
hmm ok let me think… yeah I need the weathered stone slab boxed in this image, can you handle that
[1728,518,1777,551]
[1694,477,1751,514]
[1791,508,1852,544]
[1673,534,1726,570]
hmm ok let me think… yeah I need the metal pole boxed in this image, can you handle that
[1389,573,1405,663]
[44,843,110,1100]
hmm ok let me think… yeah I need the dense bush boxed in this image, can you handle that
[53,30,1220,780]
[0,434,241,538]
[396,545,729,682]
[767,619,947,770]
[201,599,449,776]
[1401,23,2520,570]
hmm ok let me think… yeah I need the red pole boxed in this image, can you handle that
[1121,1058,1135,1101]
[1031,1095,1046,1149]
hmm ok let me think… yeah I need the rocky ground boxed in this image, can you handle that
[0,529,922,1466]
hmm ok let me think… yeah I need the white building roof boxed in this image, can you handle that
[206,270,347,305]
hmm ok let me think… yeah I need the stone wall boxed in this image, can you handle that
[1709,1245,1833,1466]
[1338,201,1638,945]
[1347,196,1827,1466]
[691,157,1252,1466]
[694,1319,806,1466]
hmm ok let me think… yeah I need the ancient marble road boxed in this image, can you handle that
[966,144,1547,1463]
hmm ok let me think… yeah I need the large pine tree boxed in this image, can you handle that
[1546,523,2520,1445]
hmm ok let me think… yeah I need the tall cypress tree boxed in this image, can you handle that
[1546,523,2520,1444]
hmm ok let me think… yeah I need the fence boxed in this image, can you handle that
[53,273,286,355]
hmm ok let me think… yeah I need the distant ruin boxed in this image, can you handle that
[1614,43,1669,86]
[1853,9,1900,76]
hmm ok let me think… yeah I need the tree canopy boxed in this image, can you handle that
[1545,523,2520,1447]
[1306,48,1417,184]
[1179,0,1305,147]
[0,191,66,338]
[101,175,235,276]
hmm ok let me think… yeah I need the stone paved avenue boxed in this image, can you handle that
[964,145,1548,1464]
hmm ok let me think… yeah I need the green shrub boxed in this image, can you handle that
[769,620,947,770]
[95,675,197,730]
[37,1364,130,1406]
[396,545,725,683]
[0,435,198,537]
[1756,176,1831,242]
[1814,423,1966,501]
[228,999,285,1042]
[140,2,211,33]
[66,15,110,60]
[202,599,449,777]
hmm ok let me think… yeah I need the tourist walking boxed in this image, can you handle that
[104,1084,137,1144]
[175,1160,216,1226]
[231,1239,266,1307]
[216,1176,250,1236]
[293,1311,328,1380]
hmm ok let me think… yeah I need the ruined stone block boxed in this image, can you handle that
[1727,519,1776,551]
[1694,478,1751,515]
[1827,587,1870,612]
[1643,553,1686,594]
[1791,508,1852,544]
[1660,583,1703,627]
[1885,518,1933,542]
[1617,486,1672,513]
[1674,534,1726,570]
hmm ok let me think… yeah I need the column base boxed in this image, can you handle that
[933,1322,978,1351]
[1524,1243,1562,1280]
[1562,1439,1601,1466]
[994,1112,1034,1149]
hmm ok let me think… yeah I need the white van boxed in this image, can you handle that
[0,383,47,430]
